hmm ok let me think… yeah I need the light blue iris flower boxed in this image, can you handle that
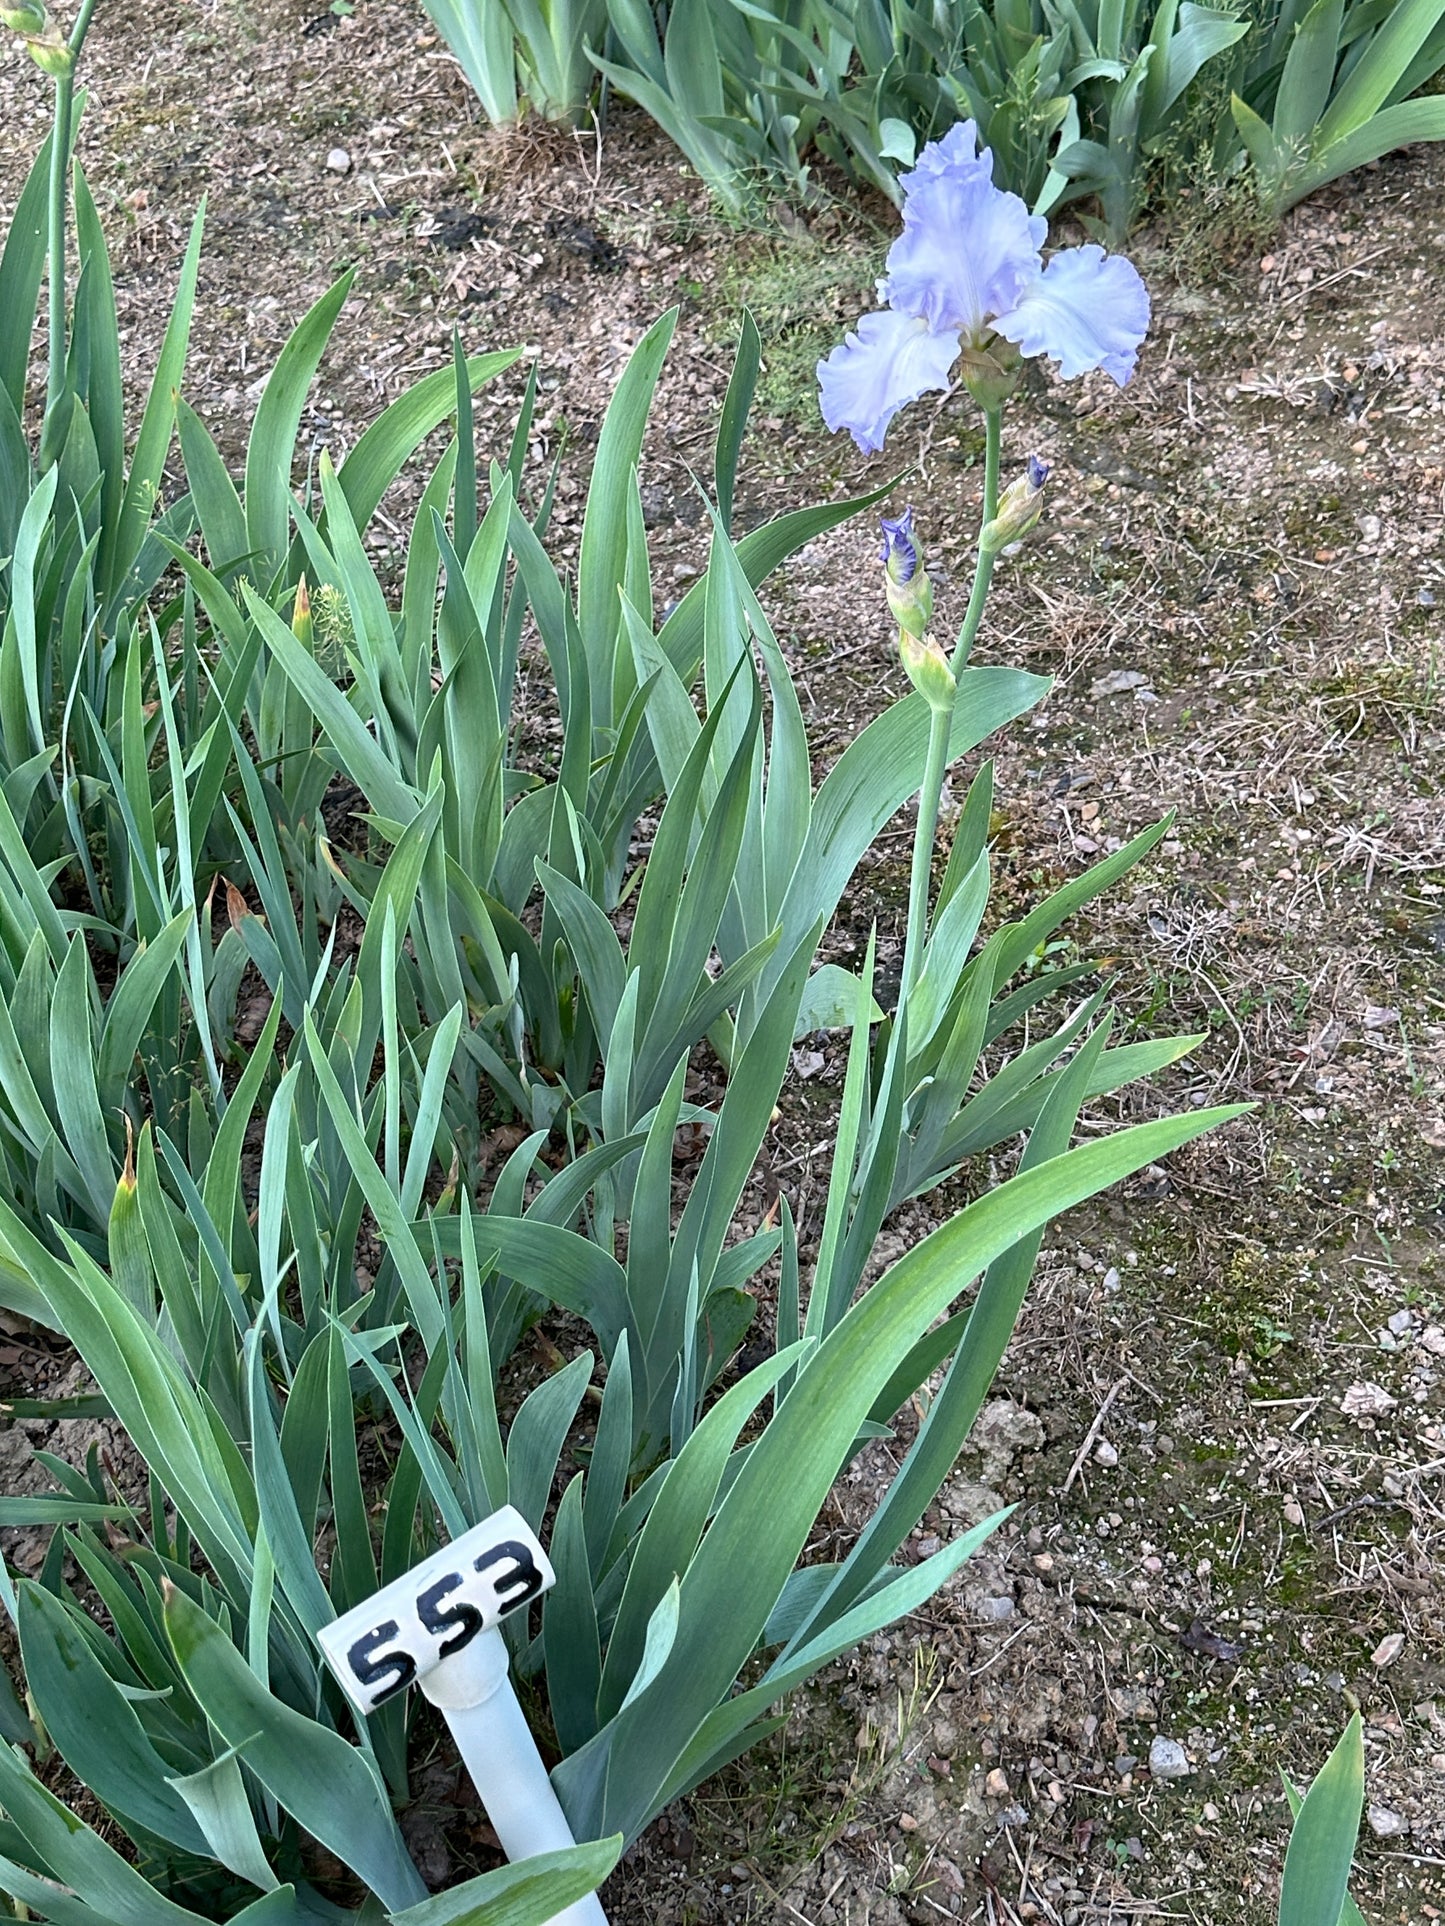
[818,124,1150,454]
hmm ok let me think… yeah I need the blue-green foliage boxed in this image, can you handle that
[420,0,612,123]
[1279,1714,1368,1926]
[0,73,1238,1926]
[1228,0,1445,213]
[427,0,1445,236]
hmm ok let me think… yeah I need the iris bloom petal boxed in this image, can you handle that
[992,244,1150,384]
[817,310,962,455]
[882,163,1046,340]
[898,119,991,199]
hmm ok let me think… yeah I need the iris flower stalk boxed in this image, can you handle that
[5,0,102,442]
[818,122,1149,1016]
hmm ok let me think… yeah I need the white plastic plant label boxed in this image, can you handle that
[317,1505,555,1716]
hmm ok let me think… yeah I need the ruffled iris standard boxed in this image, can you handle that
[818,123,1150,454]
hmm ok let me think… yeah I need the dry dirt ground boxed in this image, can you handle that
[2,3,1444,1923]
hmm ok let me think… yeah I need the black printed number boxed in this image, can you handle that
[474,1539,544,1614]
[417,1570,484,1658]
[347,1620,416,1704]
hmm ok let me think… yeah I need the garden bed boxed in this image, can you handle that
[1,1,1443,1920]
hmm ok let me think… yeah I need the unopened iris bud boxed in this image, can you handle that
[880,507,933,640]
[899,628,955,714]
[291,576,314,650]
[981,455,1049,553]
[24,24,72,75]
[1,2,50,32]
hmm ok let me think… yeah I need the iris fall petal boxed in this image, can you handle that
[991,244,1150,385]
[817,310,962,455]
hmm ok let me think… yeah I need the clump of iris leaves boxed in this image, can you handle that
[0,80,1246,1926]
[429,0,1445,238]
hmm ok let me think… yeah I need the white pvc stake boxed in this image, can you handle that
[318,1506,608,1926]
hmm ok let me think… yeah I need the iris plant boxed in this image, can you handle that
[817,121,1149,1015]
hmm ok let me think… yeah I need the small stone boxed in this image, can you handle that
[1148,1736,1191,1781]
[326,147,352,174]
[1367,1806,1408,1838]
[1090,668,1151,698]
[1101,1267,1121,1292]
[1420,1325,1445,1357]
[898,1812,918,1832]
[1387,1309,1414,1336]
[1371,1632,1406,1668]
[1094,1440,1119,1467]
[976,1595,1015,1623]
[945,1481,1008,1525]
[1340,1381,1397,1418]
[1283,1498,1305,1526]
[1203,1802,1220,1822]
[984,1767,1010,1798]
[1110,1686,1156,1721]
[970,1401,1045,1482]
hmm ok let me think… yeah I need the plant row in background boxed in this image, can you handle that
[423,0,1445,234]
[0,15,1371,1926]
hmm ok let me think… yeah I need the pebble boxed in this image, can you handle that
[1367,1805,1408,1838]
[1387,1309,1414,1336]
[976,1595,1015,1623]
[984,1767,1011,1798]
[1094,1439,1119,1467]
[1148,1736,1191,1781]
[326,147,352,174]
[1090,668,1151,698]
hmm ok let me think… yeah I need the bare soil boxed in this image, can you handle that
[1,3,1443,1923]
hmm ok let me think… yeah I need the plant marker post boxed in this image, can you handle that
[318,1506,609,1926]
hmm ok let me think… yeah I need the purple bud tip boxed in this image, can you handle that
[1027,456,1049,490]
[880,508,918,584]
